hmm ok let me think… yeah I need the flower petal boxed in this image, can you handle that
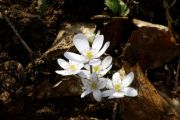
[55,70,73,76]
[92,34,104,53]
[112,72,121,84]
[89,59,101,65]
[64,52,86,63]
[93,90,102,102]
[105,79,113,89]
[122,72,134,87]
[69,60,84,69]
[81,89,91,98]
[99,65,112,77]
[98,78,107,89]
[102,90,114,97]
[102,56,112,69]
[109,92,124,99]
[78,70,90,79]
[95,41,110,58]
[73,33,90,54]
[123,87,138,97]
[57,58,68,69]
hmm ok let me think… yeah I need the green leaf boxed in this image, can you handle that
[105,0,130,17]
[105,0,119,14]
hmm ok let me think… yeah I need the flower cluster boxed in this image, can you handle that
[55,32,138,102]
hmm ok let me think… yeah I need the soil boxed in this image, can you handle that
[0,0,180,120]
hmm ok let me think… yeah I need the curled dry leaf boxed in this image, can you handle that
[122,19,180,69]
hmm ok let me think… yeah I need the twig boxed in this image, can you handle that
[1,11,34,60]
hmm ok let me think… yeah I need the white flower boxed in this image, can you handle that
[64,32,110,64]
[102,72,138,99]
[55,58,84,76]
[81,73,107,102]
[79,56,112,78]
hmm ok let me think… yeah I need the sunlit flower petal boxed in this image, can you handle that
[56,58,84,76]
[67,32,110,63]
[57,58,68,69]
[92,34,104,54]
[64,52,86,63]
[95,41,110,58]
[109,92,124,99]
[122,72,134,87]
[102,56,112,69]
[73,33,90,54]
[123,87,138,97]
[102,71,137,99]
[99,65,112,77]
[112,72,121,84]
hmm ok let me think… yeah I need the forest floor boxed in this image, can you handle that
[0,0,180,120]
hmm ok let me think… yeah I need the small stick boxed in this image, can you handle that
[1,11,34,60]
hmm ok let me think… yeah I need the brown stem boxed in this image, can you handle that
[1,11,34,60]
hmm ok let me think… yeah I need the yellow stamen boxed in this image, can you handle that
[114,84,122,92]
[93,66,101,73]
[68,65,77,71]
[91,82,97,89]
[86,50,93,60]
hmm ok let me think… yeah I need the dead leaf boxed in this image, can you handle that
[122,64,179,120]
[122,19,180,69]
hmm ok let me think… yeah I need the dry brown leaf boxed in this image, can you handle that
[122,19,180,69]
[121,63,179,120]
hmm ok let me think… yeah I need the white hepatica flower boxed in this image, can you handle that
[55,58,84,76]
[102,72,138,99]
[64,32,110,64]
[80,56,112,77]
[81,73,107,102]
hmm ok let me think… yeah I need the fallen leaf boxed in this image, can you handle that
[122,19,180,69]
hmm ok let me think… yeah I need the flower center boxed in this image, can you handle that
[68,65,77,71]
[85,50,94,60]
[93,66,101,73]
[114,83,122,92]
[91,82,97,89]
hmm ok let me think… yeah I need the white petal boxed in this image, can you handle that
[89,59,101,65]
[78,70,90,79]
[122,72,134,87]
[102,90,114,97]
[69,60,84,69]
[55,70,73,76]
[112,72,121,84]
[84,64,90,70]
[64,52,86,63]
[99,65,112,77]
[105,79,113,89]
[124,87,138,97]
[81,78,89,87]
[98,79,107,89]
[73,33,90,54]
[57,58,68,69]
[91,73,98,81]
[92,34,104,53]
[110,92,124,99]
[102,56,112,69]
[81,89,91,98]
[95,41,110,58]
[93,90,102,102]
